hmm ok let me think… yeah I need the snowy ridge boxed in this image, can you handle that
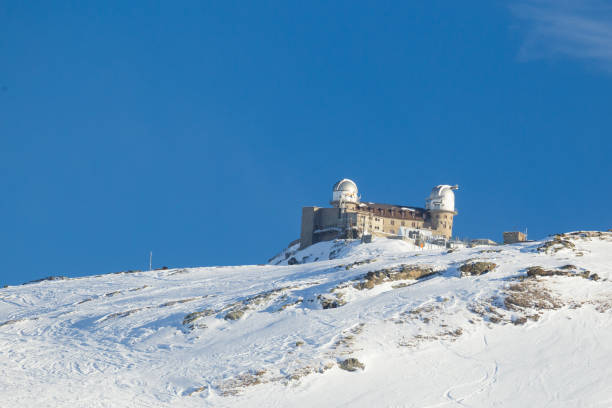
[1,232,612,407]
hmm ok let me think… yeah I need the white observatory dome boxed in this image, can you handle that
[425,184,458,212]
[332,178,359,204]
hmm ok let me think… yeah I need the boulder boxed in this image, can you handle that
[338,358,365,372]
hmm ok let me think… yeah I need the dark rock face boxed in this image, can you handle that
[338,358,365,372]
[459,262,497,277]
[287,257,299,265]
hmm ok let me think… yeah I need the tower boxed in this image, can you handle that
[331,178,360,238]
[425,185,458,238]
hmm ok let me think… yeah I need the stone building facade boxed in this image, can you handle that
[300,179,458,249]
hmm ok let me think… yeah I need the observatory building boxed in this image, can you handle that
[299,179,458,249]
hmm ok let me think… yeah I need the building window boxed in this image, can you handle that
[401,221,405,226]
[412,222,416,227]
[390,220,394,225]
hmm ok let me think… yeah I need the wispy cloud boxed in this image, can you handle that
[511,0,612,70]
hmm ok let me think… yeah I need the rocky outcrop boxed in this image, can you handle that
[338,358,365,372]
[354,265,437,290]
[459,262,497,277]
[526,266,597,280]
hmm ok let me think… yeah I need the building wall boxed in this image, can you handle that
[503,231,526,244]
[299,207,318,249]
[301,208,361,247]
[352,212,425,236]
[317,207,343,228]
[300,205,455,248]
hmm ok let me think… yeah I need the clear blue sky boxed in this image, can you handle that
[1,1,611,285]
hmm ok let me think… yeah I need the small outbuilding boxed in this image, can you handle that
[470,239,498,247]
[503,231,527,244]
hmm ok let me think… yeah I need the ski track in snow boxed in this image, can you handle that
[1,232,612,407]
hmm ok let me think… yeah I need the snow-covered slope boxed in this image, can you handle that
[1,232,612,407]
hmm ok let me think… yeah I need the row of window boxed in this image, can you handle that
[361,216,420,227]
[365,208,416,216]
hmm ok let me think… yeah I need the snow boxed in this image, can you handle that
[1,232,611,407]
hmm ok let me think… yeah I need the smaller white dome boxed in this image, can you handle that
[426,185,458,212]
[333,179,358,193]
[332,178,359,204]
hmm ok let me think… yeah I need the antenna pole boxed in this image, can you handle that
[149,251,152,271]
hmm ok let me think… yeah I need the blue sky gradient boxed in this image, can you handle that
[1,1,611,285]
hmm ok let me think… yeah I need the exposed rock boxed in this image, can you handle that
[341,258,377,270]
[564,231,612,240]
[319,295,346,309]
[537,235,576,253]
[526,266,556,277]
[160,297,200,307]
[459,262,497,277]
[128,285,149,292]
[338,358,365,372]
[225,309,246,320]
[112,269,142,275]
[287,257,299,265]
[354,265,437,290]
[103,308,146,320]
[187,385,208,397]
[489,316,501,323]
[526,266,595,280]
[183,309,216,329]
[467,301,505,324]
[279,298,303,311]
[23,276,69,285]
[505,280,563,311]
[217,372,265,396]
